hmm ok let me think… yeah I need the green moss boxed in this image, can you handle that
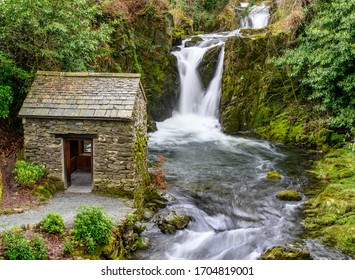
[304,147,355,258]
[94,188,134,199]
[221,33,291,134]
[323,225,355,256]
[31,182,54,202]
[159,211,191,234]
[132,129,151,220]
[198,45,223,89]
[276,190,302,201]
[267,171,281,180]
[259,246,313,260]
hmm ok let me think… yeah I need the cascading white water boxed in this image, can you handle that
[144,3,350,260]
[172,2,270,121]
[240,2,270,29]
[150,3,270,148]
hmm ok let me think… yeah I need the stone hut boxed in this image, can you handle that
[18,71,148,194]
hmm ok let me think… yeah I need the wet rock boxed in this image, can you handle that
[185,36,203,48]
[267,171,281,180]
[259,246,313,260]
[159,211,191,234]
[160,192,177,202]
[148,118,157,133]
[276,190,302,201]
[133,237,151,250]
[143,208,155,220]
[198,45,223,89]
[133,222,146,234]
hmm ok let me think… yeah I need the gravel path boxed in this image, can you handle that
[0,192,134,231]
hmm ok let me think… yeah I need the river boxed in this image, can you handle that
[137,3,349,260]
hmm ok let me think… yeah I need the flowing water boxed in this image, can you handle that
[139,4,349,260]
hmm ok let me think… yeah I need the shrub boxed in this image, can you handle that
[63,237,75,257]
[13,160,45,186]
[71,206,113,253]
[2,231,48,260]
[40,212,65,235]
[276,0,355,134]
[2,231,35,260]
[31,234,48,260]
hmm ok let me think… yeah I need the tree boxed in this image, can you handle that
[276,0,355,134]
[0,51,28,118]
[0,0,114,118]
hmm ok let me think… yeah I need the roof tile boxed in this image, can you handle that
[18,71,143,120]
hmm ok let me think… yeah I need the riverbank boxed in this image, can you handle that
[303,146,355,258]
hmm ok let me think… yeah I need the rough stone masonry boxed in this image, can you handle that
[18,71,148,194]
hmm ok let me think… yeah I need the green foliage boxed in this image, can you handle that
[2,231,34,260]
[275,0,355,133]
[0,0,114,122]
[40,213,65,235]
[0,51,29,118]
[63,237,75,257]
[13,160,45,186]
[30,234,48,260]
[2,231,47,260]
[0,0,113,72]
[71,206,113,253]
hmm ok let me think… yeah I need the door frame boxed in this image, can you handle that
[56,134,96,189]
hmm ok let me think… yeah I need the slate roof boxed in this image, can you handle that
[19,71,144,120]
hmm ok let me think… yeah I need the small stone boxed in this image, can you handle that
[276,190,302,201]
[267,171,282,180]
[13,208,24,213]
[259,246,313,260]
[143,208,155,220]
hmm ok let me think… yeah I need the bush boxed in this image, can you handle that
[40,212,65,235]
[31,234,48,260]
[276,0,355,134]
[13,160,45,186]
[2,231,48,260]
[71,206,113,253]
[2,231,35,260]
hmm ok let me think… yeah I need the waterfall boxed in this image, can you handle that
[173,2,270,120]
[240,3,270,29]
[150,3,271,147]
[144,3,349,260]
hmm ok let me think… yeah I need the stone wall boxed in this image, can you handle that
[23,100,146,193]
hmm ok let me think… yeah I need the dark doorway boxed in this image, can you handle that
[63,138,93,192]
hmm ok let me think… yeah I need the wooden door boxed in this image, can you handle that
[63,139,71,187]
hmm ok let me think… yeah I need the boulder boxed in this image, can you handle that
[198,45,223,89]
[159,211,191,234]
[276,190,302,201]
[185,36,203,48]
[267,171,282,180]
[259,246,313,260]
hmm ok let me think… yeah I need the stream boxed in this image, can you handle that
[136,3,350,260]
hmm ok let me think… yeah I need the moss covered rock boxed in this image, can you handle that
[267,171,281,180]
[221,33,291,134]
[304,148,355,258]
[159,211,191,234]
[216,0,240,31]
[276,190,302,201]
[259,246,313,260]
[185,36,203,48]
[198,45,223,89]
